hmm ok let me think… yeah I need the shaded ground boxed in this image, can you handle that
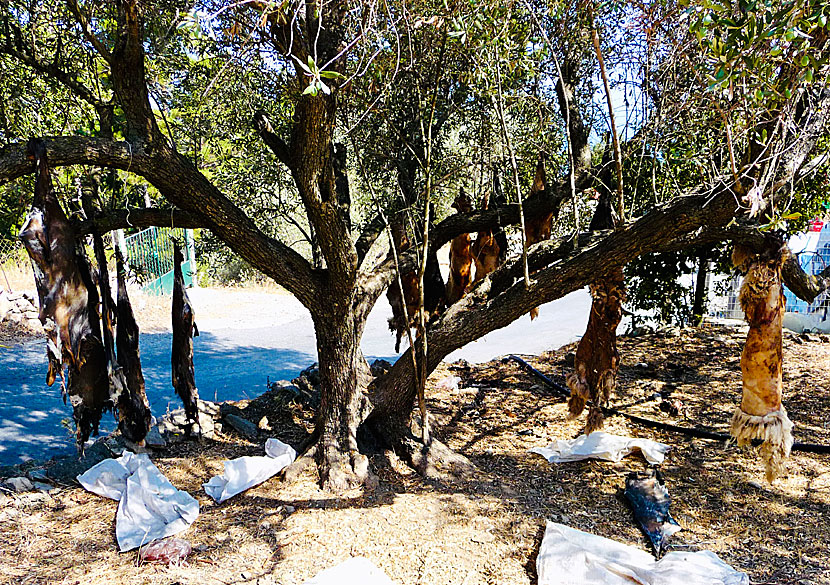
[1,323,829,585]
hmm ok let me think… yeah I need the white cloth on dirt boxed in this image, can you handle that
[537,522,749,585]
[530,432,671,465]
[77,451,199,552]
[302,557,395,585]
[203,438,296,503]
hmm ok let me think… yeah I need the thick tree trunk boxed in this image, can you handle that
[692,250,710,326]
[311,305,374,491]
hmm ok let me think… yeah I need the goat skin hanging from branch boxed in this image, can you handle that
[172,242,200,433]
[115,249,152,443]
[731,243,793,482]
[566,161,623,434]
[18,139,110,448]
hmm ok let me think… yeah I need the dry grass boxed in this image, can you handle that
[1,323,829,585]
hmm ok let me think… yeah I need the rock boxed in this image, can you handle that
[33,481,57,493]
[5,292,22,301]
[45,440,111,483]
[198,412,215,438]
[144,427,167,448]
[800,332,820,343]
[26,318,43,333]
[820,334,830,343]
[213,422,223,434]
[26,468,49,482]
[258,416,270,430]
[5,477,34,492]
[564,352,576,368]
[224,413,258,440]
[282,505,296,514]
[198,399,220,417]
[471,532,495,543]
[6,311,24,324]
[0,294,10,321]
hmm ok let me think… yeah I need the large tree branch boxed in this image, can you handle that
[74,208,203,234]
[253,110,293,169]
[0,136,320,308]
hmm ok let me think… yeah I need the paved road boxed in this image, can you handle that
[0,287,591,465]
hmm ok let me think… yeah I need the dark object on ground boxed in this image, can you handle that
[171,243,200,433]
[370,359,392,378]
[138,537,192,565]
[624,468,681,557]
[225,413,259,440]
[18,138,109,449]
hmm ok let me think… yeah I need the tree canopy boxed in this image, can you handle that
[1,0,829,490]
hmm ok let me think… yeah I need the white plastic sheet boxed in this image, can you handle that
[537,522,749,585]
[530,431,670,465]
[302,557,395,585]
[77,452,199,552]
[203,438,296,503]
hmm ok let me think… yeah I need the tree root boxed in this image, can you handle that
[730,406,793,482]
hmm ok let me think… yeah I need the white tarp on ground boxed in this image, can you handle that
[302,557,395,585]
[537,522,749,585]
[77,451,199,552]
[530,432,671,465]
[203,438,296,503]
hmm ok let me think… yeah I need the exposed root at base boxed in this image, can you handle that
[730,406,794,482]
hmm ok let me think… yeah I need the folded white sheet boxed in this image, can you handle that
[530,431,671,465]
[77,451,199,552]
[203,438,296,503]
[302,557,395,585]
[537,522,749,585]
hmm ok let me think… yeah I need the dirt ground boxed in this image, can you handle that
[1,322,829,585]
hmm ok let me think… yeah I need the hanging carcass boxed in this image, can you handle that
[18,139,110,448]
[115,248,152,442]
[731,240,793,482]
[446,188,474,306]
[566,167,624,434]
[172,242,200,433]
[525,160,553,320]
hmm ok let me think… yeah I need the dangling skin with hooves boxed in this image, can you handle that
[566,160,624,434]
[731,241,793,482]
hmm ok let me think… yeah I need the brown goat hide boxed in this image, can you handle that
[731,243,793,482]
[172,242,200,432]
[525,160,552,320]
[18,139,109,448]
[566,266,625,434]
[446,189,474,305]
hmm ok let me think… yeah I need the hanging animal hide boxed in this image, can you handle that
[471,193,505,284]
[18,139,110,448]
[525,160,552,320]
[386,217,446,352]
[172,242,200,432]
[92,234,151,445]
[566,182,624,434]
[115,248,152,443]
[731,242,793,482]
[446,188,474,306]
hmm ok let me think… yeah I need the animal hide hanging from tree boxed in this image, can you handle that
[17,139,110,449]
[115,248,152,443]
[566,179,624,434]
[731,242,793,482]
[92,233,151,445]
[172,242,200,433]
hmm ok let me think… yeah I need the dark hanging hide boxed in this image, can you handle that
[172,242,200,432]
[115,248,152,443]
[92,233,151,445]
[566,150,625,434]
[18,139,110,449]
